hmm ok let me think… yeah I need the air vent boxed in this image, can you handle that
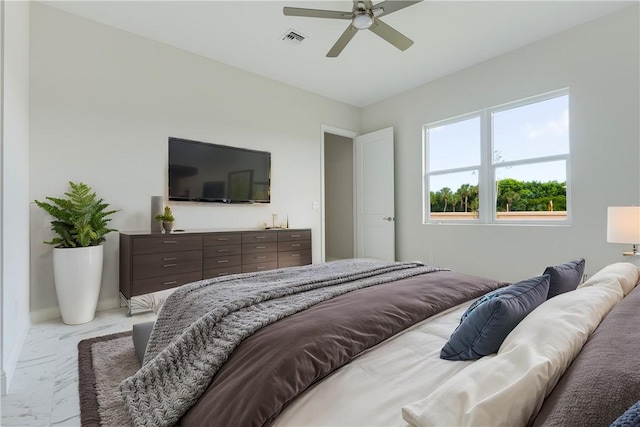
[281,29,307,45]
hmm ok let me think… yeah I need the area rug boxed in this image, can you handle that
[78,331,138,427]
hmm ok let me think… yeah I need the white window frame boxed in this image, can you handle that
[423,88,571,225]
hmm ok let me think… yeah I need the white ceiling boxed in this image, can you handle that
[42,1,636,107]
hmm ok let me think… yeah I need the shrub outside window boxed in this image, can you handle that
[424,89,570,224]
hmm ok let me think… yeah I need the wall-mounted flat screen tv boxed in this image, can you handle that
[168,137,271,203]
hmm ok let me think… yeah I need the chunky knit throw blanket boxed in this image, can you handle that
[119,259,445,427]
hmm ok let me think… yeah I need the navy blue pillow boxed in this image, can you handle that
[610,400,640,427]
[441,275,550,361]
[543,258,585,299]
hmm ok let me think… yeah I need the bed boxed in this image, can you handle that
[120,258,640,427]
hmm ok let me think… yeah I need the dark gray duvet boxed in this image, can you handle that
[179,270,506,427]
[532,283,640,426]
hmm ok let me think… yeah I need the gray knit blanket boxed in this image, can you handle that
[119,259,445,427]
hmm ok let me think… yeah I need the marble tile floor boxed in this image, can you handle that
[1,308,156,427]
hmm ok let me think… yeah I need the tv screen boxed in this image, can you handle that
[168,137,271,203]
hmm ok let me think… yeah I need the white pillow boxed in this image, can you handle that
[577,261,640,296]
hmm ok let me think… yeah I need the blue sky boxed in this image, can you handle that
[428,94,569,192]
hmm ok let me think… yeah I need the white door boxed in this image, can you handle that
[355,127,395,261]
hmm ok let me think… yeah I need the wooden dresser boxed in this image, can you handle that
[119,229,311,313]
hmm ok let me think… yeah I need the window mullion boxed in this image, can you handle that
[479,110,492,223]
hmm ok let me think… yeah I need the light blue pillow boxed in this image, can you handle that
[441,275,550,361]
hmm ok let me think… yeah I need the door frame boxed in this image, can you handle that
[320,125,358,264]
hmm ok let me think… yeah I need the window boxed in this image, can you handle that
[424,90,570,224]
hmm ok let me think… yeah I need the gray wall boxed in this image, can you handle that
[362,6,640,282]
[28,3,360,319]
[324,133,354,260]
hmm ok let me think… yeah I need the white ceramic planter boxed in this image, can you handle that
[53,245,104,325]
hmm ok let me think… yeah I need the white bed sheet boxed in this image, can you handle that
[273,300,475,427]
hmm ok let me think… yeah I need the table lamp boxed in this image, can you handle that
[607,206,640,256]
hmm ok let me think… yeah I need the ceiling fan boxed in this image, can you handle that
[283,1,423,57]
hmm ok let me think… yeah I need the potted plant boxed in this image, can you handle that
[34,182,118,325]
[155,206,175,233]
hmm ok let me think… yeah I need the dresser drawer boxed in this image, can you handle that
[278,249,311,267]
[278,230,311,242]
[242,261,278,273]
[204,233,242,246]
[203,245,242,258]
[133,235,202,255]
[203,266,243,279]
[242,242,277,254]
[132,250,203,280]
[203,255,242,270]
[242,251,278,265]
[242,232,277,244]
[277,240,311,252]
[278,258,312,269]
[131,271,202,297]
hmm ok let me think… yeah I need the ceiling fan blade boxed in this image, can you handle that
[327,25,359,57]
[283,7,352,20]
[369,19,414,51]
[372,0,422,18]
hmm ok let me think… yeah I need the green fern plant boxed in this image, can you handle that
[34,182,119,248]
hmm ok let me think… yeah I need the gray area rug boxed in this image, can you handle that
[78,332,137,427]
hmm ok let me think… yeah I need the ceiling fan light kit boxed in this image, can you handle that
[283,0,423,57]
[353,12,374,30]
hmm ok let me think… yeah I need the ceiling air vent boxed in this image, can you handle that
[281,29,307,45]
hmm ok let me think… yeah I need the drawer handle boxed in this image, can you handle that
[163,257,177,261]
[217,249,229,253]
[217,238,229,241]
[255,236,266,239]
[257,266,265,270]
[217,260,229,264]
[291,254,300,257]
[290,244,300,247]
[256,256,266,259]
[218,273,229,276]
[291,234,301,238]
[256,246,266,249]
[163,281,177,285]
[163,263,177,268]
[163,240,178,244]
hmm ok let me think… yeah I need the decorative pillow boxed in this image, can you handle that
[610,400,640,427]
[440,275,550,361]
[543,258,585,299]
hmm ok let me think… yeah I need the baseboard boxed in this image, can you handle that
[30,297,121,323]
[30,306,62,323]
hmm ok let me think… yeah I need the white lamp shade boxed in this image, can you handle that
[607,206,640,244]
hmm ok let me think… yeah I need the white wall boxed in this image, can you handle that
[2,0,31,391]
[324,133,354,260]
[29,3,360,317]
[361,7,640,282]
